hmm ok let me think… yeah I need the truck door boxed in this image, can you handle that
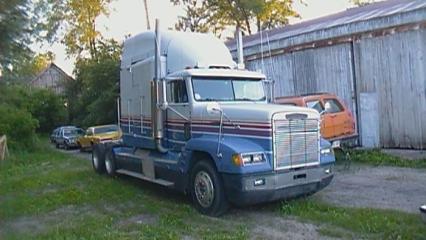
[165,79,191,152]
[323,98,345,139]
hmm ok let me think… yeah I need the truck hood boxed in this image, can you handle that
[200,102,320,123]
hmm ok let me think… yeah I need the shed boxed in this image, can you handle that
[227,0,426,149]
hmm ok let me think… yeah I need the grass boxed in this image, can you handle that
[335,148,426,169]
[281,198,426,240]
[0,140,248,239]
[1,138,425,239]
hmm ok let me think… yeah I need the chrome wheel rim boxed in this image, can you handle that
[93,152,99,169]
[194,171,214,208]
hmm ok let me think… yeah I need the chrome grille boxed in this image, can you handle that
[273,118,320,170]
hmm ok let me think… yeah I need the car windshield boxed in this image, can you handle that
[63,128,83,136]
[94,125,118,134]
[192,77,266,102]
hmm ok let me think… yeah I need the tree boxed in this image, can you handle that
[0,0,34,72]
[351,0,376,6]
[39,0,114,59]
[172,0,300,36]
[1,51,55,83]
[65,40,121,127]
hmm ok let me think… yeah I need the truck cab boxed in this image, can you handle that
[91,28,335,216]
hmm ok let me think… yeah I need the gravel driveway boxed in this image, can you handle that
[317,164,426,213]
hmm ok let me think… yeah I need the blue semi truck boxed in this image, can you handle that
[91,21,335,216]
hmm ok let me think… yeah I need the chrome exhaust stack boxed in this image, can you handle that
[152,18,167,153]
[236,26,245,70]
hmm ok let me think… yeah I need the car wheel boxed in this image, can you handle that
[78,142,84,152]
[55,142,60,149]
[105,146,116,177]
[92,144,106,174]
[190,160,229,217]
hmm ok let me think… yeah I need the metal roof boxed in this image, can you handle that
[227,0,426,51]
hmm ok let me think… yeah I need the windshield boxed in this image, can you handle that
[63,128,83,136]
[94,125,118,134]
[192,78,266,102]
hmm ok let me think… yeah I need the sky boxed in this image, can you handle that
[41,0,354,76]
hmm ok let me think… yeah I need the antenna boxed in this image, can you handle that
[142,0,151,30]
[259,29,264,74]
[266,32,276,102]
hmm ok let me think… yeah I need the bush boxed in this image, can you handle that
[28,89,68,133]
[0,104,39,150]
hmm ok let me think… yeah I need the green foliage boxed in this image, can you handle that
[172,0,300,36]
[0,0,32,70]
[38,0,114,59]
[28,88,68,133]
[2,51,55,83]
[0,104,38,150]
[0,85,67,149]
[281,198,426,239]
[65,40,121,127]
[335,148,426,168]
[0,0,50,79]
[351,0,376,7]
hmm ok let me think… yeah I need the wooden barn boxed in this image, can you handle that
[30,63,73,95]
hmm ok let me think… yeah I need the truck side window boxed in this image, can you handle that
[324,99,343,113]
[167,81,188,103]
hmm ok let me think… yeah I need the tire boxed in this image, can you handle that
[190,160,229,217]
[104,146,117,177]
[55,142,60,149]
[78,142,85,152]
[92,144,106,174]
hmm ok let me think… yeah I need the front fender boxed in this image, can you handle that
[186,135,273,174]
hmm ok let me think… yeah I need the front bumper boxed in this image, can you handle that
[65,141,79,147]
[222,164,334,206]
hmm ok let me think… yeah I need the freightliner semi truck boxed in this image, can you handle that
[91,21,335,216]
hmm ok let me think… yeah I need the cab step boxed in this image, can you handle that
[116,169,175,187]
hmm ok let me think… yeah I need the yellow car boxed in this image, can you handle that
[77,124,122,151]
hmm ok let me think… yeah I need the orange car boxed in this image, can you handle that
[276,93,357,147]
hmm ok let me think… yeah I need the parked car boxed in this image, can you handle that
[77,124,121,151]
[276,93,357,147]
[51,126,78,144]
[50,128,60,143]
[54,127,84,150]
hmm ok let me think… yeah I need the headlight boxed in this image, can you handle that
[320,148,332,155]
[232,153,266,166]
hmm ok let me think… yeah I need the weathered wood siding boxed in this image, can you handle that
[355,29,426,148]
[246,43,357,124]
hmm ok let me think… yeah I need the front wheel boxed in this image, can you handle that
[190,160,229,217]
[92,144,106,174]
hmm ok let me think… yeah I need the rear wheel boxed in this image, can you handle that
[105,146,117,176]
[92,144,106,174]
[190,160,229,216]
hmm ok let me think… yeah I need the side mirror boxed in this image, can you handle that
[206,102,221,115]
